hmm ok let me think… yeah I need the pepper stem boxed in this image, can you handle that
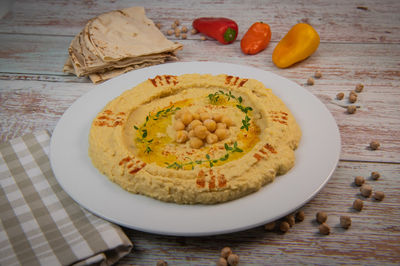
[223,27,237,43]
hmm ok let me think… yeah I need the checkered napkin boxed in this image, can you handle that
[0,131,133,265]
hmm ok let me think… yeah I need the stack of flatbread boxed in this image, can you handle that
[63,7,183,83]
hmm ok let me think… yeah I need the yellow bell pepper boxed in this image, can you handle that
[272,23,320,68]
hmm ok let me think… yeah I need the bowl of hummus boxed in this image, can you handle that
[89,73,301,204]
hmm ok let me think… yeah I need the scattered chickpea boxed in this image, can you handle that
[220,247,232,259]
[217,257,228,266]
[319,223,331,235]
[264,221,276,231]
[295,210,305,222]
[181,26,188,33]
[373,191,385,201]
[307,77,315,85]
[157,260,168,266]
[349,90,357,96]
[340,216,352,229]
[174,19,180,26]
[279,221,290,233]
[349,93,358,103]
[371,171,380,180]
[314,70,322,79]
[166,29,174,36]
[285,214,295,227]
[360,184,373,197]
[316,212,328,224]
[355,83,364,92]
[336,92,344,100]
[191,28,198,34]
[353,198,363,211]
[171,23,177,29]
[227,254,239,266]
[201,36,207,41]
[354,176,365,186]
[369,141,380,150]
[155,22,162,29]
[347,105,357,114]
[181,33,187,39]
[174,29,181,38]
[189,137,203,149]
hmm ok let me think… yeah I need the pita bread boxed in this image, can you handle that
[64,6,183,83]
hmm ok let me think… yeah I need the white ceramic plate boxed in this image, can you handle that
[50,62,341,236]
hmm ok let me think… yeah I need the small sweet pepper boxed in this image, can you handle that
[192,17,238,44]
[241,22,271,55]
[272,23,320,68]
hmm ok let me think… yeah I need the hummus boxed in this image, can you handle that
[89,74,301,204]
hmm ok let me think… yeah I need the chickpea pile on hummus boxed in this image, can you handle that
[89,74,301,204]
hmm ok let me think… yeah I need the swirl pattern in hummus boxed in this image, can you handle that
[89,74,301,204]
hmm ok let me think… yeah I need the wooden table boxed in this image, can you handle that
[1,0,399,264]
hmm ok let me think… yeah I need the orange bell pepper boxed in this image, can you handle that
[241,22,271,55]
[272,23,320,68]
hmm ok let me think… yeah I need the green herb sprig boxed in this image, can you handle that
[165,141,243,169]
[134,105,181,153]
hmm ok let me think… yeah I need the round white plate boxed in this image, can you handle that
[50,62,341,236]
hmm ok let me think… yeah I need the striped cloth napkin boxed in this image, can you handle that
[0,131,133,265]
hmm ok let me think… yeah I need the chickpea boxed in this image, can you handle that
[213,113,223,122]
[347,105,357,114]
[216,123,227,129]
[215,128,229,140]
[349,94,357,103]
[355,83,364,92]
[354,176,365,186]
[175,130,188,143]
[174,120,185,131]
[206,133,218,144]
[264,221,276,231]
[200,112,211,122]
[340,216,352,229]
[157,260,168,266]
[187,119,202,131]
[360,184,372,197]
[371,171,380,180]
[319,223,330,235]
[189,137,203,149]
[316,212,328,224]
[220,247,232,259]
[192,112,200,120]
[373,191,385,201]
[174,109,184,119]
[314,70,322,79]
[188,130,196,138]
[203,119,217,132]
[307,77,315,85]
[227,254,239,266]
[279,221,290,233]
[191,28,198,34]
[166,29,173,36]
[369,141,380,150]
[285,214,295,227]
[181,26,188,33]
[221,116,234,127]
[295,210,305,222]
[336,92,344,100]
[194,125,208,139]
[353,198,363,211]
[181,111,193,126]
[174,19,180,26]
[217,257,228,266]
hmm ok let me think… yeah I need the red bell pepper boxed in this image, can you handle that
[192,17,238,44]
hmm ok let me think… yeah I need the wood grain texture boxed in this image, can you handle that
[1,0,399,264]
